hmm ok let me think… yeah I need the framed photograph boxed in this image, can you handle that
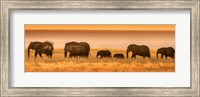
[1,0,199,96]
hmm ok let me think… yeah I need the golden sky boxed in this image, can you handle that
[25,24,175,49]
[25,24,175,31]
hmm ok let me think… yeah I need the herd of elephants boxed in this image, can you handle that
[27,41,175,60]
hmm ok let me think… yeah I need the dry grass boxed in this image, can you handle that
[25,48,175,72]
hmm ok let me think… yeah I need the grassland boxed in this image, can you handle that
[25,48,175,72]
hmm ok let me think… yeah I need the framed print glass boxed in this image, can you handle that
[1,0,199,96]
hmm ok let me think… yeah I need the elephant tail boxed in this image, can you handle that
[96,53,99,59]
[64,52,67,58]
[96,54,98,59]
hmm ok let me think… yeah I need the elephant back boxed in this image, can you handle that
[28,41,42,49]
[137,45,150,54]
[38,42,53,54]
[41,43,53,51]
[71,45,86,53]
[166,47,175,55]
[64,42,78,49]
[80,42,90,53]
[98,50,111,55]
[43,42,53,50]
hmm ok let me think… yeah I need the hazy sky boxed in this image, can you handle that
[25,24,175,49]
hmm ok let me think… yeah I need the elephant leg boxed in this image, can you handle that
[35,51,38,58]
[85,54,89,58]
[79,54,83,58]
[69,54,72,58]
[161,54,164,59]
[45,53,49,57]
[64,52,67,58]
[106,56,110,58]
[132,55,136,59]
[81,55,87,58]
[47,54,51,58]
[76,55,79,58]
[85,55,89,58]
[165,55,167,60]
[50,51,53,58]
[68,53,71,58]
[48,52,51,58]
[39,53,42,58]
[131,54,134,59]
[171,55,175,59]
[69,53,75,58]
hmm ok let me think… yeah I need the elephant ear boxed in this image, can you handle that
[29,42,33,45]
[162,48,167,54]
[70,45,75,51]
[130,44,134,48]
[132,45,137,50]
[28,42,34,48]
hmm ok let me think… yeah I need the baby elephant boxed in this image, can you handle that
[96,50,112,59]
[113,54,125,59]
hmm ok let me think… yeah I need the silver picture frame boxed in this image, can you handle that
[1,0,199,96]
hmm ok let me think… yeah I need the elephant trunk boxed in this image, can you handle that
[64,52,68,58]
[126,51,129,59]
[27,44,32,58]
[96,54,99,59]
[64,50,69,58]
[50,51,53,58]
[28,48,30,58]
[156,52,159,59]
[64,45,67,58]
[50,46,53,58]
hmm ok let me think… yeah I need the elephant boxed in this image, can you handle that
[65,45,87,58]
[113,54,124,59]
[96,50,112,59]
[64,41,90,58]
[126,44,150,59]
[28,41,54,58]
[157,47,175,59]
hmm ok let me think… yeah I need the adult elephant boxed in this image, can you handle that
[126,44,150,59]
[96,50,111,59]
[64,41,90,58]
[28,41,54,58]
[157,47,175,59]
